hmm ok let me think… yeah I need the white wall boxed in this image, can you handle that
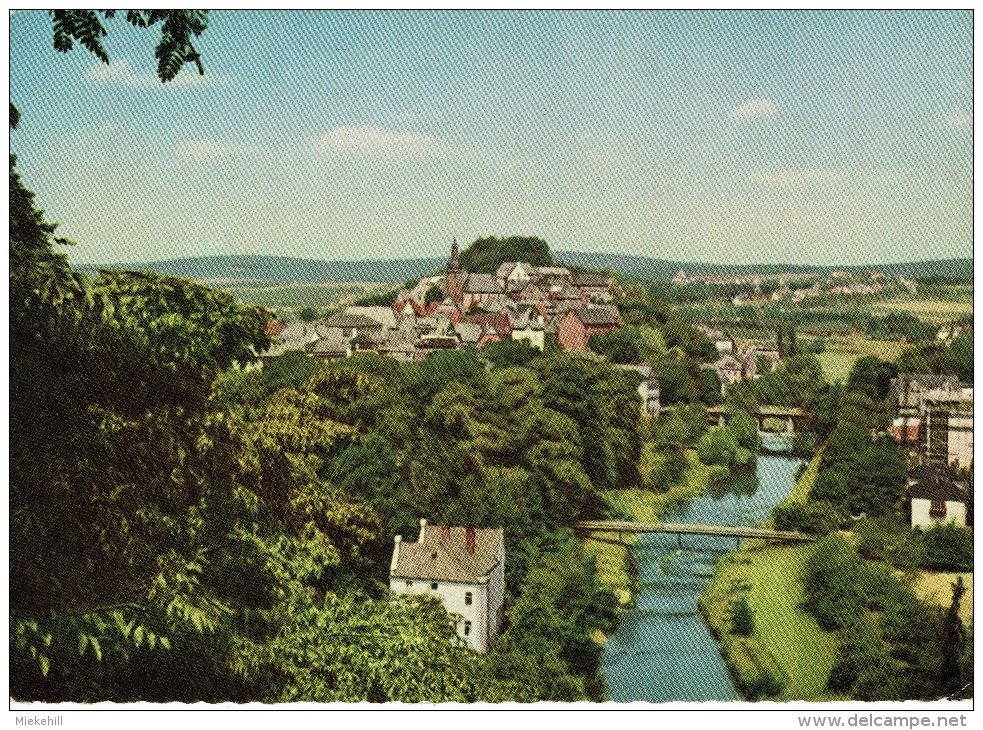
[513,328,545,351]
[911,498,968,529]
[390,577,492,652]
[948,413,973,468]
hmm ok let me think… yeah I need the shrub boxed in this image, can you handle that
[920,523,973,571]
[802,536,863,631]
[746,669,784,700]
[772,501,841,535]
[696,427,739,467]
[730,597,755,636]
[853,516,923,568]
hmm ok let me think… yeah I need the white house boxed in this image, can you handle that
[390,520,505,653]
[616,364,661,416]
[908,463,970,529]
[511,308,546,351]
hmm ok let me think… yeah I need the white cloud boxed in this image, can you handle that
[731,98,777,121]
[944,113,972,130]
[751,168,843,187]
[314,126,456,159]
[175,139,235,162]
[86,60,225,88]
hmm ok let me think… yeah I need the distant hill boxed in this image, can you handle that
[555,251,974,283]
[79,254,444,286]
[79,252,973,287]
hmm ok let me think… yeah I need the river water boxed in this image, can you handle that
[602,454,802,703]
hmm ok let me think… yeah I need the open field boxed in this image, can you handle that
[802,333,907,382]
[700,543,841,701]
[872,299,973,323]
[871,286,973,323]
[911,572,974,626]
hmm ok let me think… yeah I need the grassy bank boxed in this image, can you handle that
[585,450,727,610]
[698,447,842,700]
[699,543,841,700]
[911,571,974,626]
[779,444,824,507]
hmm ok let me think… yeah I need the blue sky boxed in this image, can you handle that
[9,10,972,266]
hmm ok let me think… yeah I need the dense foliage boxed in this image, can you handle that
[458,235,553,273]
[805,537,971,701]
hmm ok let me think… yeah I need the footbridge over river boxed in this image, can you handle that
[574,520,815,545]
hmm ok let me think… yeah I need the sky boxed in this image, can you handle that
[8,10,973,266]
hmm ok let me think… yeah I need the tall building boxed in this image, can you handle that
[442,238,466,305]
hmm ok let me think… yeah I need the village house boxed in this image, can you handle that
[495,261,536,288]
[557,305,620,351]
[511,308,546,351]
[461,273,505,310]
[306,332,352,360]
[907,462,972,529]
[709,354,744,395]
[695,324,735,355]
[319,311,386,340]
[741,344,780,379]
[390,520,505,653]
[573,272,613,302]
[616,364,661,416]
[260,321,321,359]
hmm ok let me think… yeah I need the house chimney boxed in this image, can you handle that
[419,518,427,543]
[465,526,476,555]
[390,535,402,575]
[441,525,450,541]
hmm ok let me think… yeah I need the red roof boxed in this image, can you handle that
[264,319,286,337]
[464,312,512,336]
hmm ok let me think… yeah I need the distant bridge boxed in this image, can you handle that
[574,520,815,544]
[706,405,807,433]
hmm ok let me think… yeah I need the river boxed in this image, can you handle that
[602,454,803,702]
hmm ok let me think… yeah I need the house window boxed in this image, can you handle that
[463,621,471,637]
[431,582,438,591]
[465,591,473,606]
[405,580,413,588]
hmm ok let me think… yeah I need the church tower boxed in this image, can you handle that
[443,238,465,305]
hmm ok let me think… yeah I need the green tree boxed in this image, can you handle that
[697,367,723,405]
[921,523,974,571]
[588,326,645,363]
[696,427,740,468]
[297,305,320,322]
[847,355,897,401]
[49,10,209,82]
[423,284,445,305]
[258,592,487,703]
[458,235,553,273]
[949,335,973,383]
[406,349,486,402]
[939,578,967,697]
[483,338,537,369]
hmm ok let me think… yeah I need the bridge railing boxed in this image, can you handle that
[574,520,815,543]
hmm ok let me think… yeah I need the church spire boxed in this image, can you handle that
[448,237,461,271]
